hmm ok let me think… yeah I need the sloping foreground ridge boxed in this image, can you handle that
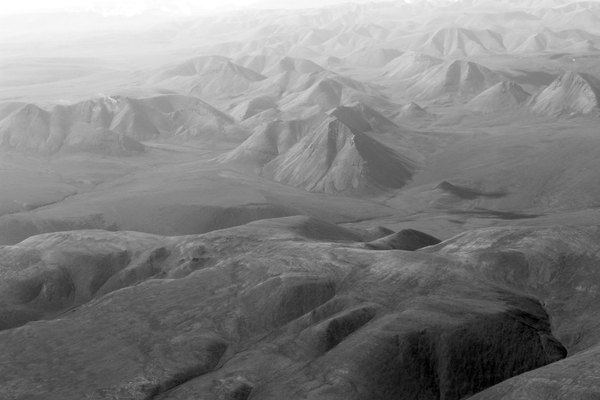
[3,217,600,399]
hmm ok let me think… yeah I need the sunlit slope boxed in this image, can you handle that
[529,71,600,116]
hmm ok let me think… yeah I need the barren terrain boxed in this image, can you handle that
[2,0,600,398]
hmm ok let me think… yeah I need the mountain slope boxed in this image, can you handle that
[404,60,502,100]
[467,81,530,113]
[261,112,415,193]
[0,94,244,154]
[149,55,267,98]
[382,51,443,80]
[529,71,600,116]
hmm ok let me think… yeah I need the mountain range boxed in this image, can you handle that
[2,0,600,399]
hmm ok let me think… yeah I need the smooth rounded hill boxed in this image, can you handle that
[363,228,441,250]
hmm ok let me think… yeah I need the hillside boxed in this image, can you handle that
[529,71,600,116]
[261,113,415,193]
[467,81,530,113]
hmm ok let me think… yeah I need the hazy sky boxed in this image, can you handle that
[0,0,250,15]
[0,0,386,16]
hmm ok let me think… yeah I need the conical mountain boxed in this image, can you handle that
[398,101,433,119]
[261,109,415,193]
[109,98,161,140]
[467,81,530,113]
[280,77,343,111]
[149,55,267,98]
[382,51,443,80]
[529,71,600,116]
[404,60,502,100]
[228,96,279,121]
[0,104,54,154]
[417,27,494,57]
[219,115,324,166]
[513,33,550,53]
[562,40,600,53]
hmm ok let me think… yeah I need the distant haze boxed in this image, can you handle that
[0,0,401,16]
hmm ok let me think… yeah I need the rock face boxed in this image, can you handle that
[529,71,600,116]
[1,217,588,400]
